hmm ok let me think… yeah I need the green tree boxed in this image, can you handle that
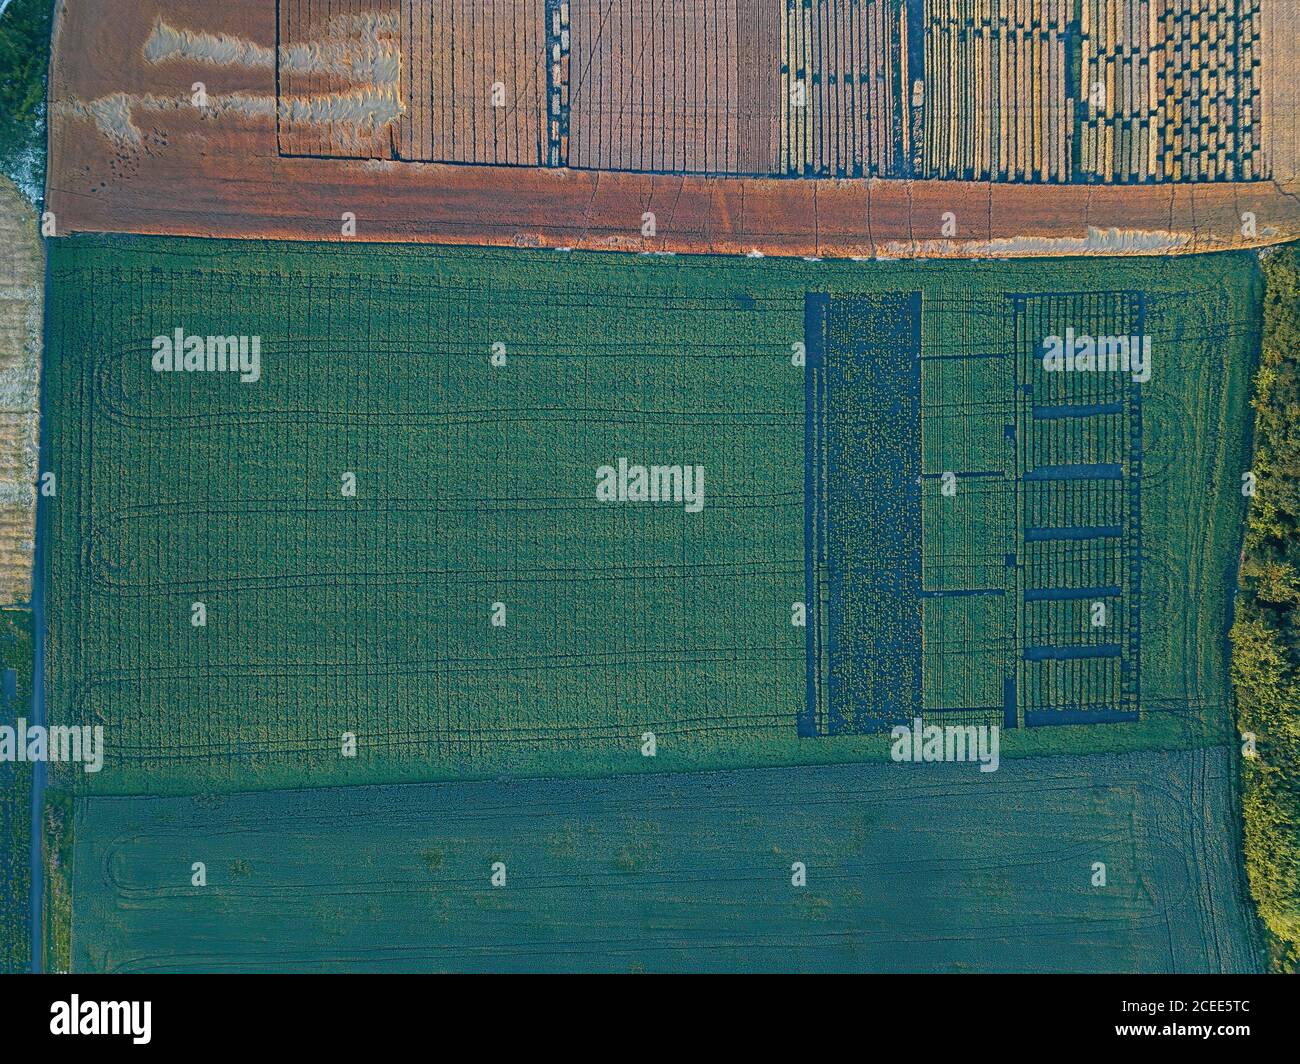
[0,0,54,201]
[1235,245,1300,971]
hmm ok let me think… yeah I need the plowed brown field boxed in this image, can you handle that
[45,0,1300,257]
[0,178,41,606]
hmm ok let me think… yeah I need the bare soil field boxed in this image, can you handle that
[44,0,1300,257]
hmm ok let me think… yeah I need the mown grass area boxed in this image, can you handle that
[0,607,33,972]
[1232,244,1300,972]
[43,237,1257,792]
[0,0,53,203]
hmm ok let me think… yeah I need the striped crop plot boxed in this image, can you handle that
[1077,0,1264,182]
[921,0,1074,182]
[277,0,553,166]
[396,0,553,166]
[273,2,405,160]
[568,0,783,175]
[41,238,1255,792]
[273,0,1274,184]
[781,0,911,177]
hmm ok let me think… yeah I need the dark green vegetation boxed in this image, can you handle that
[43,237,1258,792]
[0,606,32,972]
[1232,244,1300,972]
[0,0,52,203]
[42,791,71,973]
[71,749,1259,973]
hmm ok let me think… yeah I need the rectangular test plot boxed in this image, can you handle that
[803,291,922,737]
[276,0,406,160]
[1010,291,1144,727]
[914,293,1016,720]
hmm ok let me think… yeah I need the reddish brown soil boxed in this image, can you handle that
[46,0,1300,257]
[568,0,780,176]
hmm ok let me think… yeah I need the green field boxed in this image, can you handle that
[0,607,32,972]
[69,749,1260,973]
[42,237,1258,792]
